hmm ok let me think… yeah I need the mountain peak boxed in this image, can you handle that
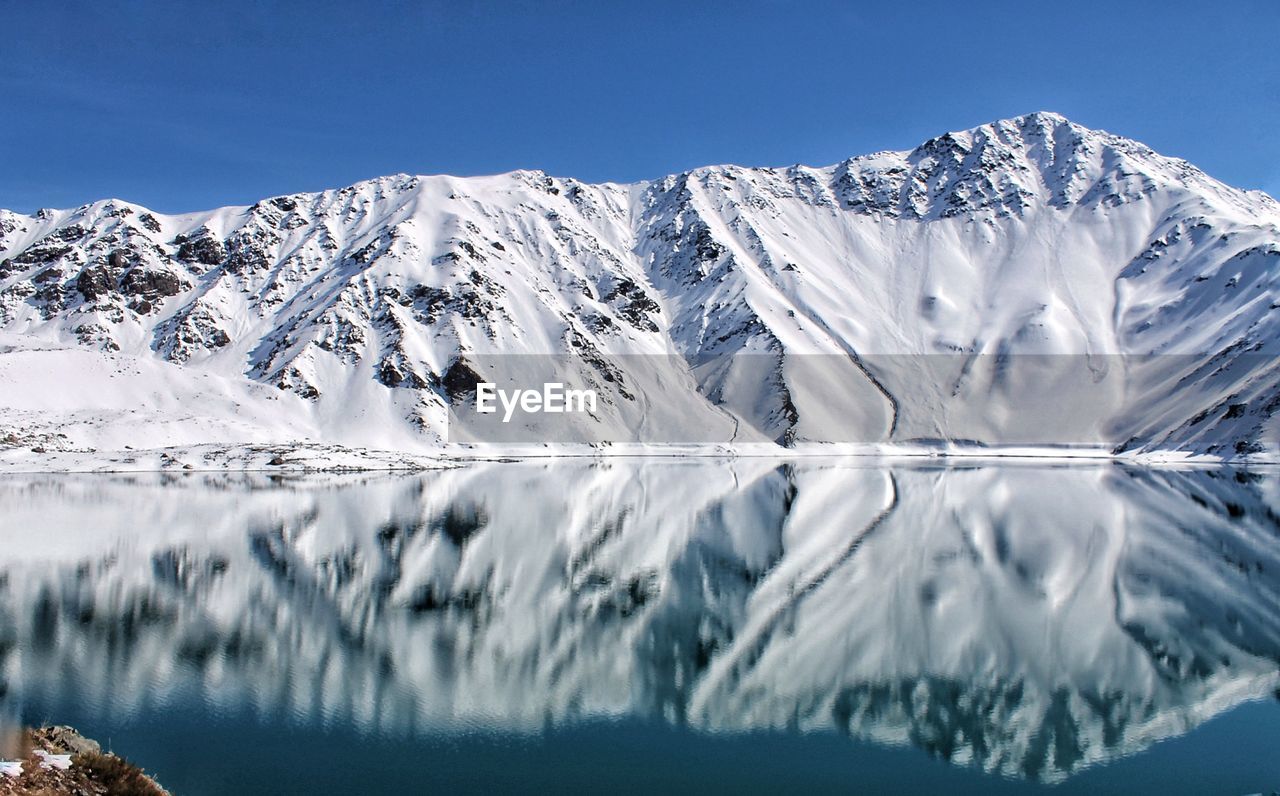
[2,114,1279,460]
[1020,109,1069,123]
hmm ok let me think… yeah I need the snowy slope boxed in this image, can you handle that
[2,112,1279,462]
[0,463,1276,781]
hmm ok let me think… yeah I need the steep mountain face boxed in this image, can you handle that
[2,112,1279,458]
[1,463,1277,782]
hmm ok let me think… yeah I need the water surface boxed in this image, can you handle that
[1,461,1278,793]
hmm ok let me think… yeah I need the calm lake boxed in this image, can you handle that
[1,460,1278,793]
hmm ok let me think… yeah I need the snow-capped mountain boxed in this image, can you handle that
[1,463,1276,781]
[2,112,1279,461]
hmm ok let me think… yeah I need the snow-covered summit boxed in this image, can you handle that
[2,113,1279,461]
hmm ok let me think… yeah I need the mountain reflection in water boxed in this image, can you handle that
[1,461,1278,787]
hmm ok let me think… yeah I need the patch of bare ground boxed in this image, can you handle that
[0,726,167,796]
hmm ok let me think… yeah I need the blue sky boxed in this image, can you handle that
[1,0,1277,213]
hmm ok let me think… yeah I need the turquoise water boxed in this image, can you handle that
[24,700,1280,794]
[3,462,1279,793]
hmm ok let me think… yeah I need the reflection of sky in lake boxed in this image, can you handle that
[1,461,1278,792]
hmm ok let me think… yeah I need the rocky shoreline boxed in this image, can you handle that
[0,726,167,795]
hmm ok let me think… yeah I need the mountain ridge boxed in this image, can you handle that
[2,112,1280,465]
